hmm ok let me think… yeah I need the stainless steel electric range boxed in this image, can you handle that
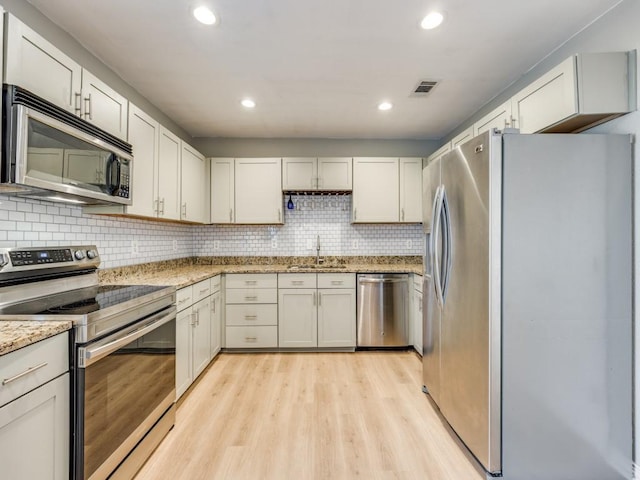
[0,245,177,480]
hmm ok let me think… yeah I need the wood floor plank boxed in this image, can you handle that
[134,351,483,480]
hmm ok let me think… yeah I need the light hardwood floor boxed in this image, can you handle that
[134,352,482,480]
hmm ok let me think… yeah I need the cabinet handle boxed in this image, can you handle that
[245,336,258,342]
[318,292,322,306]
[292,280,304,285]
[354,208,357,221]
[313,291,317,306]
[510,115,517,128]
[504,118,510,128]
[245,280,257,285]
[419,302,422,312]
[2,362,48,386]
[199,288,209,295]
[182,203,187,218]
[178,298,189,305]
[401,208,405,221]
[154,198,159,215]
[74,92,82,115]
[331,280,344,285]
[245,315,258,320]
[159,198,165,215]
[245,296,258,301]
[212,299,216,313]
[229,209,233,222]
[84,93,92,120]
[278,209,282,222]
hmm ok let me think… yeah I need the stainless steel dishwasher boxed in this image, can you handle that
[357,273,409,347]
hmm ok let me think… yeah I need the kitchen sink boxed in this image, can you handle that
[287,264,348,270]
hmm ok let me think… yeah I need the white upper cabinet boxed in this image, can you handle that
[317,157,352,190]
[5,13,81,114]
[451,126,474,149]
[235,158,283,224]
[513,52,632,133]
[80,69,128,139]
[282,157,352,191]
[282,157,317,190]
[126,104,159,218]
[474,99,515,136]
[399,158,422,223]
[5,14,129,139]
[426,143,451,165]
[210,158,235,224]
[180,142,207,223]
[157,127,182,221]
[352,157,399,223]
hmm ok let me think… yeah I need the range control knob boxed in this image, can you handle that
[86,249,98,260]
[74,250,86,260]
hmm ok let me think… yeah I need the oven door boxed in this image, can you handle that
[74,306,176,480]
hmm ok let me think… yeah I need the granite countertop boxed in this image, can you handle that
[100,256,423,288]
[0,321,72,356]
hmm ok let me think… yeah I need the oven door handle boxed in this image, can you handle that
[79,306,176,368]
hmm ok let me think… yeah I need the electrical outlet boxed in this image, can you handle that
[271,238,278,249]
[213,240,221,251]
[173,239,178,252]
[352,239,359,250]
[406,239,412,250]
[131,240,139,255]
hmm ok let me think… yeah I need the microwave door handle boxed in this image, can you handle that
[105,154,120,194]
[114,157,122,192]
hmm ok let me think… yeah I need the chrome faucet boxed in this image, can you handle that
[316,235,323,265]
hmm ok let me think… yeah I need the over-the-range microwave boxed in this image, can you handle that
[1,84,133,205]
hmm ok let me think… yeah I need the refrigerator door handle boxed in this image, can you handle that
[432,186,445,307]
[441,187,453,305]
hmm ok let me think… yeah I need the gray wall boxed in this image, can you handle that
[192,137,438,158]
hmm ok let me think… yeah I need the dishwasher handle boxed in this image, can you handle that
[358,277,408,284]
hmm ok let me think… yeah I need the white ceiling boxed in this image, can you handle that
[26,0,622,140]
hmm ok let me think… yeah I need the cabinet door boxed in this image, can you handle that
[157,127,181,220]
[278,289,317,348]
[317,157,352,191]
[282,157,317,190]
[317,289,356,348]
[81,69,128,139]
[513,56,577,134]
[0,373,69,480]
[399,158,423,223]
[181,143,207,223]
[5,14,81,113]
[352,158,399,223]
[176,307,193,399]
[474,100,514,136]
[451,126,474,149]
[192,297,212,379]
[235,158,283,224]
[210,158,235,223]
[413,289,423,355]
[127,104,159,218]
[210,290,222,358]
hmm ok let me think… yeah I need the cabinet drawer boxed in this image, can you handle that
[226,274,277,289]
[226,304,278,326]
[210,275,221,292]
[192,279,212,303]
[0,333,68,408]
[226,326,278,348]
[176,286,193,311]
[317,273,356,289]
[278,273,317,289]
[226,288,277,304]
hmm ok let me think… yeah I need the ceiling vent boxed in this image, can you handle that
[411,80,438,97]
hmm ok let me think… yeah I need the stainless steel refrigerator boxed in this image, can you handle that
[422,130,632,479]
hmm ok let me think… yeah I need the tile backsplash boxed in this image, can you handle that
[0,194,423,269]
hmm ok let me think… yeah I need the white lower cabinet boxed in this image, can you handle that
[277,273,356,349]
[0,333,69,480]
[226,274,279,348]
[176,278,216,399]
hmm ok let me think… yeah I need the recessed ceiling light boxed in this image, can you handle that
[421,12,444,30]
[378,102,393,111]
[241,98,256,108]
[193,6,217,25]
